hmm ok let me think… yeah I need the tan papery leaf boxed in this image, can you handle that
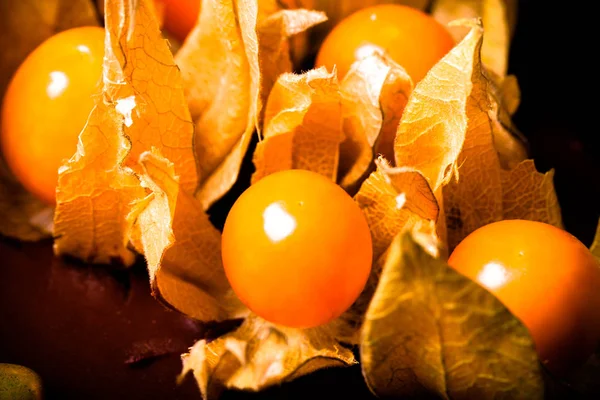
[360,232,543,399]
[338,53,412,190]
[177,1,323,209]
[181,315,355,399]
[54,0,197,265]
[251,67,344,183]
[394,20,482,193]
[132,150,247,322]
[355,158,438,261]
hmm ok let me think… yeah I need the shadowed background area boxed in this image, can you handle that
[1,1,598,399]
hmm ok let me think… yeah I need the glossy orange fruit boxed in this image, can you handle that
[1,26,104,204]
[156,0,200,42]
[448,219,600,375]
[221,169,373,328]
[315,4,455,83]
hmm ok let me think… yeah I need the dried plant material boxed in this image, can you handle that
[432,0,516,78]
[499,160,562,227]
[489,75,528,167]
[53,103,145,265]
[433,0,529,170]
[355,159,438,261]
[176,1,323,209]
[252,67,344,183]
[257,9,327,126]
[441,23,504,249]
[440,21,560,250]
[394,21,482,192]
[360,232,543,399]
[180,315,355,399]
[175,0,259,209]
[375,61,414,165]
[54,0,197,265]
[132,150,246,322]
[338,54,412,189]
[0,0,98,241]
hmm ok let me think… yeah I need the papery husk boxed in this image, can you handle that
[432,0,517,78]
[53,0,197,265]
[0,0,98,241]
[432,0,528,168]
[441,20,561,250]
[251,67,344,183]
[338,54,412,190]
[180,315,355,399]
[176,0,326,209]
[355,159,438,261]
[130,150,247,322]
[360,231,543,399]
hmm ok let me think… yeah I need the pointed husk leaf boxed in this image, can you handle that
[360,231,544,399]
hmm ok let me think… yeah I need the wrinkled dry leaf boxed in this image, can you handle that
[53,103,145,265]
[355,159,438,261]
[0,0,98,241]
[499,160,562,226]
[177,1,322,209]
[338,54,412,190]
[361,232,543,399]
[180,315,355,399]
[394,20,480,193]
[441,22,504,249]
[175,0,260,209]
[54,0,197,265]
[257,9,327,126]
[251,67,344,183]
[440,21,560,250]
[432,0,516,78]
[433,0,528,169]
[376,61,414,165]
[131,150,246,322]
[489,76,528,169]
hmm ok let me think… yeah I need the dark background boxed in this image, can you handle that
[1,1,598,399]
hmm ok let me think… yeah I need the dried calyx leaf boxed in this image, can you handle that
[0,0,98,241]
[252,67,344,183]
[393,20,479,194]
[176,0,325,209]
[360,231,543,399]
[439,20,562,250]
[180,315,355,399]
[131,150,246,322]
[432,0,528,167]
[355,158,438,261]
[338,53,413,190]
[432,0,516,78]
[54,0,197,265]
